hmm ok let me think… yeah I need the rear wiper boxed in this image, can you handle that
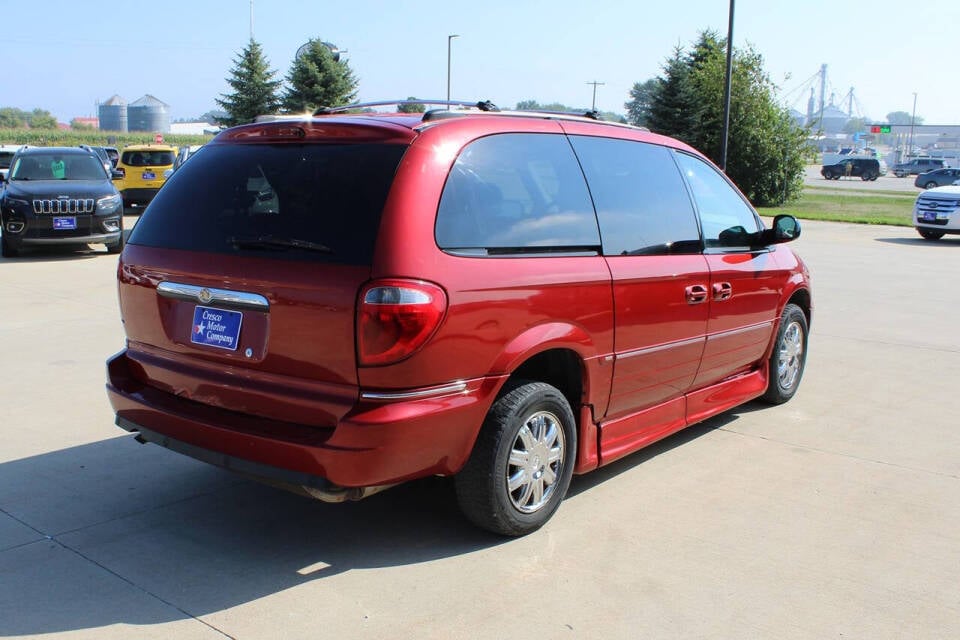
[227,234,333,254]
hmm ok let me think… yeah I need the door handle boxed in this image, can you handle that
[712,282,733,301]
[685,284,708,304]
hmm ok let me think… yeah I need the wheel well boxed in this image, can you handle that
[509,349,584,419]
[788,288,812,327]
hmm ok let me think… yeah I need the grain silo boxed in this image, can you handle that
[98,95,128,132]
[128,94,170,133]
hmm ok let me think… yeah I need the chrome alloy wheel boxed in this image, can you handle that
[506,411,566,513]
[777,320,805,391]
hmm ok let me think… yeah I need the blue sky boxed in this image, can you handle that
[4,0,958,124]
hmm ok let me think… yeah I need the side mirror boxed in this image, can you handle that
[0,173,6,184]
[756,214,801,247]
[772,214,801,242]
[112,169,125,180]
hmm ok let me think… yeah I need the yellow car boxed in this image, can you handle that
[114,144,177,211]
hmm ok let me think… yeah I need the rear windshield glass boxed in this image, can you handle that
[121,150,175,167]
[0,152,14,169]
[128,142,407,264]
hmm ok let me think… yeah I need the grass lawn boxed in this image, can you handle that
[758,188,916,227]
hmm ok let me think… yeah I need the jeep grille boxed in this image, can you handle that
[32,199,96,214]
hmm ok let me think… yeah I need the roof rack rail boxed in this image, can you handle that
[314,99,499,115]
[515,108,601,120]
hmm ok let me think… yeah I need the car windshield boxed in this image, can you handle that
[121,150,175,167]
[9,154,107,180]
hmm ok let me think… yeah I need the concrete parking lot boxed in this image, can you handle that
[1,219,958,639]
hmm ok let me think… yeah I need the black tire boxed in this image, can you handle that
[861,172,874,181]
[870,175,879,181]
[455,380,577,536]
[918,228,945,241]
[106,218,124,254]
[761,303,808,405]
[822,170,834,180]
[1,234,18,258]
[924,181,938,189]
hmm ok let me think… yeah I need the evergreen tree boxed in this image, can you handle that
[281,39,358,113]
[645,46,695,139]
[216,39,281,127]
[638,32,808,206]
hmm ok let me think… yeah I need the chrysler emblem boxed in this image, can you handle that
[198,288,213,304]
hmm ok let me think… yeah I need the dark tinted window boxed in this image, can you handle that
[435,133,600,253]
[674,152,760,249]
[10,153,106,180]
[569,136,700,255]
[129,143,407,264]
[0,152,14,169]
[121,150,175,167]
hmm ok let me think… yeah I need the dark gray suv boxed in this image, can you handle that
[893,158,945,178]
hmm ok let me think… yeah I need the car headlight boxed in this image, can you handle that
[97,193,122,214]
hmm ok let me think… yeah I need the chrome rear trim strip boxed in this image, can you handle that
[157,282,270,312]
[361,381,468,401]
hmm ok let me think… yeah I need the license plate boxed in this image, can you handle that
[922,212,936,222]
[142,171,156,180]
[190,306,243,351]
[52,217,77,230]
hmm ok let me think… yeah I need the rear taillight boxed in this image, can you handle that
[357,279,447,366]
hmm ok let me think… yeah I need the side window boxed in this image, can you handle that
[674,152,760,249]
[569,136,701,255]
[435,134,600,253]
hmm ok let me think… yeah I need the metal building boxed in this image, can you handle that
[127,94,171,133]
[98,95,128,132]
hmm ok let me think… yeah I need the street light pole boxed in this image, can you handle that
[719,0,735,172]
[447,34,459,108]
[908,92,918,159]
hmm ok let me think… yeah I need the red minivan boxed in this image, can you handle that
[106,102,811,536]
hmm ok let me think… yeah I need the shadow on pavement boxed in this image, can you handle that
[0,435,503,636]
[875,236,960,246]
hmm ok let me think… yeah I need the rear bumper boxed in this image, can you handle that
[106,349,505,488]
[121,188,160,206]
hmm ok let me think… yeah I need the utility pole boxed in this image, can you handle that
[249,0,254,40]
[909,92,918,159]
[447,35,459,108]
[586,81,605,111]
[719,0,734,171]
[815,63,828,136]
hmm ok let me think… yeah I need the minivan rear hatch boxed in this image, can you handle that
[118,124,412,425]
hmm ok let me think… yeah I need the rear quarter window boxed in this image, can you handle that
[128,142,407,265]
[435,133,600,253]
